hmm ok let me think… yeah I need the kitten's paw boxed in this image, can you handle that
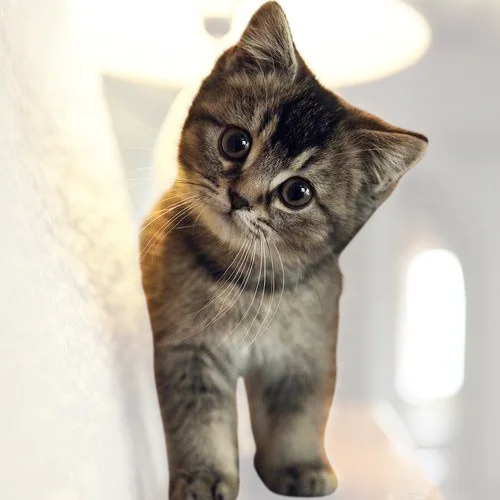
[169,469,238,500]
[256,460,338,497]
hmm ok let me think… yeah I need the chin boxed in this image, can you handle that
[199,207,245,248]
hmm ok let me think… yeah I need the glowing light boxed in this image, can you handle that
[72,0,219,87]
[75,0,431,88]
[396,249,467,405]
[232,0,432,88]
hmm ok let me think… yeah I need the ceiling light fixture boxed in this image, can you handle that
[76,0,431,89]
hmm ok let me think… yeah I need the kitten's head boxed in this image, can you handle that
[177,1,427,259]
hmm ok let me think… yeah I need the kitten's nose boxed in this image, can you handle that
[228,189,250,211]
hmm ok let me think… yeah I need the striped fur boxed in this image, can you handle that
[140,2,428,498]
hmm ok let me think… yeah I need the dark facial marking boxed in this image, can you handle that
[271,84,346,157]
[257,108,274,136]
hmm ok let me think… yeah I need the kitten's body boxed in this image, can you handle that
[143,195,340,498]
[141,3,427,499]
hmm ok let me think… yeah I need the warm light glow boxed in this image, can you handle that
[75,0,431,88]
[73,0,219,87]
[232,0,432,88]
[396,249,467,405]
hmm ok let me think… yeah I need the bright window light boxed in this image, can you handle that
[396,249,466,405]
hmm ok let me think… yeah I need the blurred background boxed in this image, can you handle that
[3,0,495,498]
[79,0,499,498]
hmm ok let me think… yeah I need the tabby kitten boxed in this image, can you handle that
[141,2,428,498]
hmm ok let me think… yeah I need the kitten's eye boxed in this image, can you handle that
[219,127,252,160]
[279,177,314,209]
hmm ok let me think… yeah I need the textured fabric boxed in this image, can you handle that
[0,1,167,499]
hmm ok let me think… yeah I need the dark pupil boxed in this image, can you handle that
[227,133,249,154]
[287,182,309,202]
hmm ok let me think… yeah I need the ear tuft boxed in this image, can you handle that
[232,1,297,76]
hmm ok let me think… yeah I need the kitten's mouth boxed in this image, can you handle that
[202,196,261,239]
[212,205,253,231]
[230,209,262,236]
[218,208,241,225]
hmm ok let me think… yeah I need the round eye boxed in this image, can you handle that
[279,177,314,209]
[219,127,252,160]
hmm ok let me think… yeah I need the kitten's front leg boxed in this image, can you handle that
[155,343,239,500]
[246,362,338,497]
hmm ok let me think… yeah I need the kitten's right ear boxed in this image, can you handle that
[226,2,298,76]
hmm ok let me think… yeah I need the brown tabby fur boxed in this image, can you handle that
[140,2,428,498]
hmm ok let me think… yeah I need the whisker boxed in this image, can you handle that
[191,202,207,235]
[231,237,264,348]
[196,237,256,328]
[248,232,276,345]
[160,202,203,240]
[146,201,206,268]
[139,218,170,263]
[179,164,219,188]
[257,218,275,232]
[217,239,259,350]
[258,239,285,339]
[176,179,218,195]
[177,237,257,346]
[141,196,200,234]
[239,235,267,347]
[140,201,199,262]
[136,188,201,217]
[190,236,250,320]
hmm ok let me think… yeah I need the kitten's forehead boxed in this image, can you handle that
[200,70,347,162]
[270,86,347,158]
[203,71,292,133]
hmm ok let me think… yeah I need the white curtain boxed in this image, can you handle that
[0,1,167,499]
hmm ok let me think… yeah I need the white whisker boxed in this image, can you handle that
[217,239,259,350]
[236,235,266,347]
[259,239,285,338]
[190,236,251,321]
[248,233,276,345]
[140,201,199,262]
[200,236,257,329]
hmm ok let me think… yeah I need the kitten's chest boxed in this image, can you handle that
[223,281,340,374]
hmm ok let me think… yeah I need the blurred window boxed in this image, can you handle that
[396,249,466,404]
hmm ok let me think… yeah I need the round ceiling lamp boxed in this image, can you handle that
[231,0,431,88]
[73,0,220,87]
[76,0,431,89]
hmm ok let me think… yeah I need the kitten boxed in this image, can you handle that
[140,2,428,498]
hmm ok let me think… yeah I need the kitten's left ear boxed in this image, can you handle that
[357,124,428,192]
[229,1,298,76]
